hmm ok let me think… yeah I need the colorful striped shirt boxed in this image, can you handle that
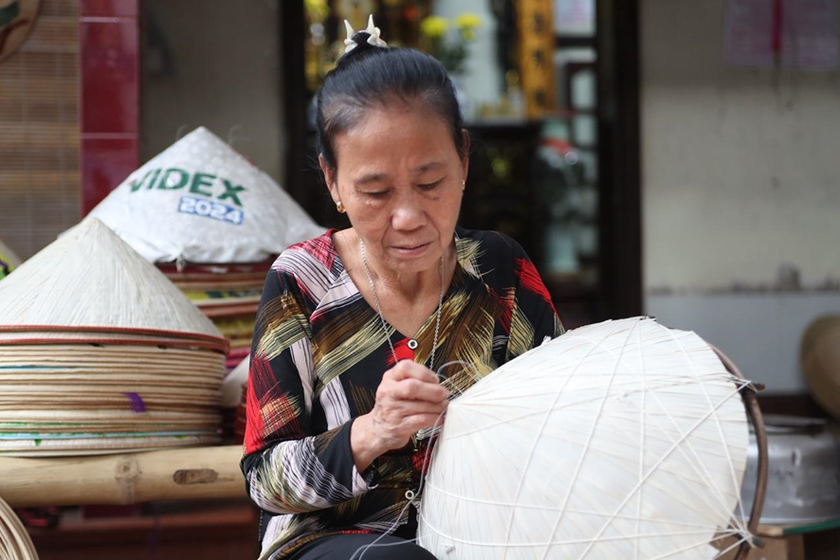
[241,228,563,559]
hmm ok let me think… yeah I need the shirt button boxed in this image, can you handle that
[407,339,418,350]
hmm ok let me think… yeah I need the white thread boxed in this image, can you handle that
[350,359,459,560]
[540,319,639,560]
[567,384,749,560]
[494,320,626,558]
[418,524,742,548]
[544,326,751,547]
[415,360,481,441]
[634,320,647,560]
[667,326,752,537]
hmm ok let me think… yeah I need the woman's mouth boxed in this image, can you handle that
[391,242,431,257]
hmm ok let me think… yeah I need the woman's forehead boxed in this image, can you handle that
[334,109,457,174]
[345,104,448,138]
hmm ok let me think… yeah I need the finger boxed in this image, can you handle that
[387,361,439,384]
[391,378,449,402]
[376,379,449,407]
[383,399,448,420]
[400,413,448,433]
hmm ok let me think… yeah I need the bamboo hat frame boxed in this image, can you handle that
[417,318,768,560]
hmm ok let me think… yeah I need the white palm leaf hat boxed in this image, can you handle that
[86,126,324,264]
[0,218,228,454]
[0,218,223,343]
[418,317,755,560]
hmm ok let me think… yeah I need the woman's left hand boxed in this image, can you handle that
[350,360,448,471]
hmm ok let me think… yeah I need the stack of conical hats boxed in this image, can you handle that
[85,126,324,373]
[0,218,228,456]
[157,262,265,370]
[0,238,21,281]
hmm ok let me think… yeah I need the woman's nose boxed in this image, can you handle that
[391,196,427,231]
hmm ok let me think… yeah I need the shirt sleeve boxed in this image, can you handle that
[505,240,565,361]
[240,263,378,516]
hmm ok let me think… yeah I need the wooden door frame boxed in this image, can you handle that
[596,0,642,319]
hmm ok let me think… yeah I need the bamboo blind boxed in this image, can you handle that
[0,0,79,261]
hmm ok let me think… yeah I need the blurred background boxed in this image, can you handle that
[1,0,840,558]
[4,0,840,408]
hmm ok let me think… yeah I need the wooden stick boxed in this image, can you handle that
[0,446,246,507]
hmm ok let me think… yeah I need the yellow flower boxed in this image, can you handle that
[420,16,449,39]
[455,13,481,30]
[455,13,481,41]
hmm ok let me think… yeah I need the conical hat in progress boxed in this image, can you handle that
[87,126,325,263]
[0,218,224,344]
[0,238,20,281]
[418,317,751,560]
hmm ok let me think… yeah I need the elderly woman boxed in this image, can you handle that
[242,19,563,560]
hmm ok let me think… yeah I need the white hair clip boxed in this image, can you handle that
[344,15,387,54]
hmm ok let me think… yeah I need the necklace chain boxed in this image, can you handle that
[359,239,444,371]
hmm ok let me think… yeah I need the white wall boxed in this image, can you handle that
[140,0,284,184]
[641,0,840,394]
[643,0,840,291]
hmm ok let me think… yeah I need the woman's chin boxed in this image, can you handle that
[384,245,446,274]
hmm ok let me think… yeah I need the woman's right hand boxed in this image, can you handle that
[351,360,449,471]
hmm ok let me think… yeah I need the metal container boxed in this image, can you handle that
[741,414,840,524]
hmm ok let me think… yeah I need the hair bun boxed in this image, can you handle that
[349,32,373,51]
[343,15,387,55]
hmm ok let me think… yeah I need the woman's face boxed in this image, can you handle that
[323,104,468,276]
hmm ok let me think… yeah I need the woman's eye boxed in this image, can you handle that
[418,180,442,190]
[363,191,388,198]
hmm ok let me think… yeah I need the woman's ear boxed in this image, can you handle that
[319,155,339,202]
[460,129,471,180]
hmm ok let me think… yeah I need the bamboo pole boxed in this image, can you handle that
[0,446,246,508]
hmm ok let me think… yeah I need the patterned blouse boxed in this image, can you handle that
[241,227,563,559]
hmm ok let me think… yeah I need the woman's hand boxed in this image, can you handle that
[351,360,449,472]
